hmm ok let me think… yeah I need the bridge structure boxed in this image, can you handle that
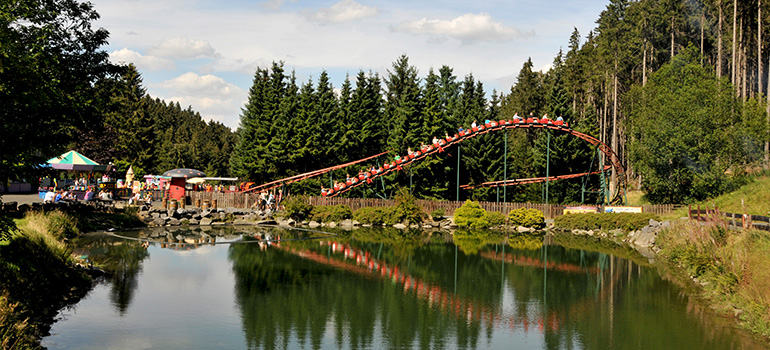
[244,118,627,204]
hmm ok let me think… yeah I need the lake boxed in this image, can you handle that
[42,226,769,350]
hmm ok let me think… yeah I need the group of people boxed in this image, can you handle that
[251,190,277,211]
[43,187,114,203]
[320,114,568,196]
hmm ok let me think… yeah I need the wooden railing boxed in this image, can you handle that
[689,205,770,231]
[181,191,679,219]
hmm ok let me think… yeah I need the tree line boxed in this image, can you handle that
[4,0,770,204]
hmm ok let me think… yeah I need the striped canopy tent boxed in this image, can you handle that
[46,150,112,172]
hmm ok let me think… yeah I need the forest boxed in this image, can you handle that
[2,0,769,204]
[233,0,770,204]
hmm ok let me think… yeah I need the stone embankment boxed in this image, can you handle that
[139,206,274,227]
[557,218,675,261]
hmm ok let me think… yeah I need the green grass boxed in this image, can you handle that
[691,176,770,216]
[655,220,770,339]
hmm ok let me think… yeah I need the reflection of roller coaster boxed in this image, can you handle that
[276,240,563,334]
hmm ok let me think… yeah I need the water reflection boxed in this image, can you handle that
[53,227,769,350]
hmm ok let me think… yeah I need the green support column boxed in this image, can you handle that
[503,129,508,203]
[456,144,461,202]
[545,130,550,205]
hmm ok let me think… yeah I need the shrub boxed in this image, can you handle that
[390,188,425,225]
[485,211,507,227]
[0,294,38,350]
[553,212,660,231]
[282,195,313,221]
[353,207,392,225]
[20,211,78,241]
[0,214,17,242]
[430,208,445,221]
[311,205,353,223]
[508,208,545,229]
[454,200,489,228]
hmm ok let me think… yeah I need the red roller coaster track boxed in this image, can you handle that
[322,120,626,202]
[242,151,389,193]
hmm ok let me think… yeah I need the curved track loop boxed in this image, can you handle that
[243,151,389,193]
[325,121,626,202]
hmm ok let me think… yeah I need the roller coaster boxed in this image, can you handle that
[245,118,627,203]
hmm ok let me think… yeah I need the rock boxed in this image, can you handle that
[212,222,225,226]
[152,218,166,226]
[340,219,353,227]
[308,221,320,228]
[393,223,407,229]
[168,218,180,226]
[200,210,211,218]
[351,220,360,226]
[188,219,199,225]
[286,218,297,226]
[176,208,186,216]
[199,218,213,226]
[327,221,338,228]
[1,201,18,211]
[516,226,533,233]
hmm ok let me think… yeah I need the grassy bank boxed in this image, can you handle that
[0,208,143,349]
[654,219,770,338]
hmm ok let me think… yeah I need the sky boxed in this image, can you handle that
[93,0,610,130]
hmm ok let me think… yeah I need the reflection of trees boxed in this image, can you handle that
[71,233,149,315]
[228,234,510,349]
[223,228,763,350]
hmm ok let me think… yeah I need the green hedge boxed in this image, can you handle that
[554,212,660,231]
[282,195,313,221]
[310,205,353,223]
[353,207,393,226]
[508,208,545,229]
[485,211,507,227]
[454,200,489,228]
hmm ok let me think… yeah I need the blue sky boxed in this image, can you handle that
[93,0,610,129]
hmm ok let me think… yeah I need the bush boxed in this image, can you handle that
[390,188,425,225]
[311,205,353,223]
[0,294,38,350]
[353,207,392,225]
[19,211,78,241]
[508,208,545,229]
[485,211,507,227]
[282,195,313,221]
[454,200,489,228]
[554,212,660,231]
[430,208,445,221]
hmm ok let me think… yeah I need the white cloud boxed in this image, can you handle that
[304,0,379,24]
[155,72,246,127]
[157,72,241,98]
[146,38,220,60]
[391,13,533,43]
[109,48,175,71]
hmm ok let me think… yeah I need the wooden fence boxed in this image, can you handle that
[182,191,679,219]
[689,205,770,231]
[310,197,563,217]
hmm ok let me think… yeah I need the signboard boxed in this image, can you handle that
[563,206,599,214]
[604,206,643,213]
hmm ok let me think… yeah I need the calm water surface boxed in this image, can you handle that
[43,226,769,350]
